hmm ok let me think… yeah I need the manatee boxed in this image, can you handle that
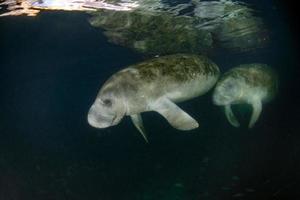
[212,64,277,128]
[88,54,220,142]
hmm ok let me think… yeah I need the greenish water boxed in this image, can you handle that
[0,1,299,199]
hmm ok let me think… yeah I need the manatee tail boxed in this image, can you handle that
[131,114,149,143]
[225,104,240,127]
[249,100,262,128]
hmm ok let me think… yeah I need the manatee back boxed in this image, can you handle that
[101,54,220,110]
[223,64,278,100]
[132,54,219,84]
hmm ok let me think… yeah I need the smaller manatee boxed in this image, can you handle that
[213,64,277,128]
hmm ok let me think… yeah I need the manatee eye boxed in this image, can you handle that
[224,81,235,91]
[102,99,112,107]
[227,83,234,89]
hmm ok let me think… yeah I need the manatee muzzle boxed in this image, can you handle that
[87,107,115,128]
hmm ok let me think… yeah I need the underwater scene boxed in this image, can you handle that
[0,0,299,199]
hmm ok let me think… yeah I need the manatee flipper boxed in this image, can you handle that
[225,104,240,127]
[150,98,199,130]
[249,100,262,128]
[130,114,149,143]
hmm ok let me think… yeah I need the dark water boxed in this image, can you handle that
[0,1,299,200]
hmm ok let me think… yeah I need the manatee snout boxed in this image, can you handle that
[87,105,114,128]
[213,79,242,106]
[212,87,234,106]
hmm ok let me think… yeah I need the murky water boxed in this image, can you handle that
[0,0,299,199]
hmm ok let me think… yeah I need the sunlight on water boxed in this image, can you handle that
[0,0,140,16]
[0,0,267,52]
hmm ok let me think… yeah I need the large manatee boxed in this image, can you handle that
[213,64,277,128]
[88,54,220,142]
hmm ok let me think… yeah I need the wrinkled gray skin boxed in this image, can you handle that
[88,54,220,142]
[213,64,277,128]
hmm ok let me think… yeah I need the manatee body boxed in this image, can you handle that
[88,54,220,142]
[213,64,277,128]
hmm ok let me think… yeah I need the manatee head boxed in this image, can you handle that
[213,76,243,106]
[87,86,126,129]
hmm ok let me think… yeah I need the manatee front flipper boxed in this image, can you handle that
[150,98,199,130]
[130,114,149,143]
[225,104,240,127]
[249,100,262,128]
